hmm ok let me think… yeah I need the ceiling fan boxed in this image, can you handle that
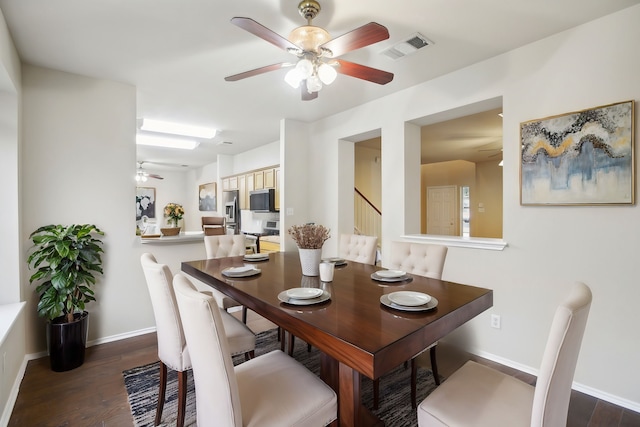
[225,0,394,100]
[136,162,164,182]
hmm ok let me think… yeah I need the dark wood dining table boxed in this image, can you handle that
[182,251,493,427]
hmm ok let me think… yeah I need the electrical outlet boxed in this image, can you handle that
[286,207,294,216]
[491,314,501,329]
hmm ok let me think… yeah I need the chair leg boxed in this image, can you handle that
[410,346,439,409]
[411,358,418,409]
[430,346,440,386]
[242,306,248,324]
[307,342,312,352]
[245,350,255,360]
[177,370,187,427]
[155,362,167,426]
[280,328,286,352]
[288,333,295,356]
[372,378,380,410]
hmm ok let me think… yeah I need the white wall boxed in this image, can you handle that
[20,65,156,353]
[304,6,640,409]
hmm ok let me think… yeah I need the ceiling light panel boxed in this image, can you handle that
[140,119,217,139]
[136,134,200,150]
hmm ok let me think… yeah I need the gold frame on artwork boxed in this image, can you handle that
[520,100,634,205]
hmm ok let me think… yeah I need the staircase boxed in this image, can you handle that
[354,188,381,249]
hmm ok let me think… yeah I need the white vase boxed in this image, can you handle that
[298,248,322,276]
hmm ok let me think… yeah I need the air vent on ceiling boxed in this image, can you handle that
[381,33,433,60]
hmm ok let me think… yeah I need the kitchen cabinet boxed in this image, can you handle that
[238,174,247,209]
[221,165,279,211]
[259,237,280,253]
[264,169,275,188]
[254,171,264,190]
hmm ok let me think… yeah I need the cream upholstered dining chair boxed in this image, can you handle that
[173,273,338,427]
[418,282,592,427]
[140,253,256,427]
[203,234,249,322]
[338,233,378,265]
[373,241,448,410]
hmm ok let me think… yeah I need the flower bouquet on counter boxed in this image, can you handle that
[288,223,330,249]
[163,202,184,228]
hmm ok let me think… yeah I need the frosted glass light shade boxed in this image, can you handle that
[285,68,304,88]
[317,63,337,84]
[306,75,323,93]
[288,25,330,52]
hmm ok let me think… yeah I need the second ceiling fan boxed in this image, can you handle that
[225,0,394,100]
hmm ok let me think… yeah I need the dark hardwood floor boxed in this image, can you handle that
[9,311,640,426]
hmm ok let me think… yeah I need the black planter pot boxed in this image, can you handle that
[47,311,89,372]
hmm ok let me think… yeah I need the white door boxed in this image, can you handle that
[426,186,457,235]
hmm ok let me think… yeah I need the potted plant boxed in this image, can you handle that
[288,223,330,276]
[27,224,105,371]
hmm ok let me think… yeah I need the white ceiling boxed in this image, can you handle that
[1,0,637,170]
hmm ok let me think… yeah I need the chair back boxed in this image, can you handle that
[173,273,242,427]
[140,253,190,371]
[531,282,592,427]
[202,216,225,235]
[388,241,448,279]
[204,235,246,258]
[338,234,378,265]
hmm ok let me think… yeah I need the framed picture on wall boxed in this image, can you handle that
[136,187,156,220]
[199,182,217,211]
[520,100,634,205]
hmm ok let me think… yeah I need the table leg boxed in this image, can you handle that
[320,353,383,427]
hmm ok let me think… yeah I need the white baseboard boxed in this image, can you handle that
[1,356,28,427]
[473,349,640,413]
[3,326,158,426]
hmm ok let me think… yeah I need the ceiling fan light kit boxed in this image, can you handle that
[226,0,393,100]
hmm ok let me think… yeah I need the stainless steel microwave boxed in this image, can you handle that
[249,188,276,212]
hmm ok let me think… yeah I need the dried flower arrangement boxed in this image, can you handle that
[288,223,330,249]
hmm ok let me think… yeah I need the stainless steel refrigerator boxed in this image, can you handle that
[222,190,240,234]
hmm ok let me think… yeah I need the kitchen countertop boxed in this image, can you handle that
[259,234,280,244]
[139,231,205,244]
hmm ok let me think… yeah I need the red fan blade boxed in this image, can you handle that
[225,63,293,82]
[301,84,319,101]
[231,17,301,52]
[335,60,394,85]
[320,22,389,58]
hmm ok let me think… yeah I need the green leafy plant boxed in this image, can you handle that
[27,224,105,322]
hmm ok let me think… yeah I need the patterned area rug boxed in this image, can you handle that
[123,328,439,426]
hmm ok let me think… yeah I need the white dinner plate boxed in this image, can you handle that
[285,288,324,300]
[375,270,406,279]
[221,266,261,278]
[370,272,412,283]
[380,294,438,312]
[387,291,432,307]
[278,290,331,306]
[243,253,270,261]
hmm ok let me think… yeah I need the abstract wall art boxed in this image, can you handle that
[520,100,634,205]
[199,182,217,211]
